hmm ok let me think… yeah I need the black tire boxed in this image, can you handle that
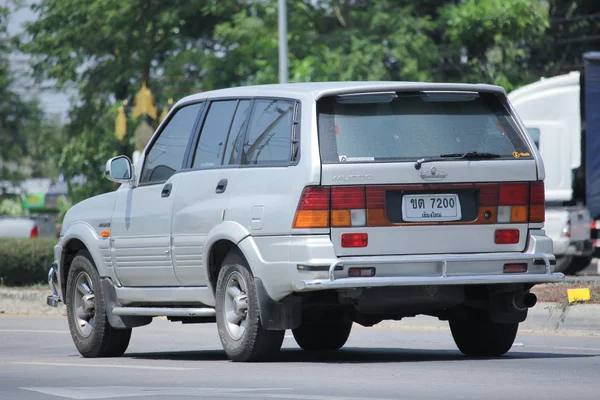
[292,317,352,351]
[563,256,592,275]
[65,251,132,358]
[215,251,285,362]
[554,255,573,273]
[449,311,518,357]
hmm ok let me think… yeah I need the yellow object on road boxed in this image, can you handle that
[567,288,591,303]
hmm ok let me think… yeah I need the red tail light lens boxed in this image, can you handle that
[529,182,545,205]
[499,183,529,205]
[293,187,330,229]
[297,186,330,210]
[495,229,520,244]
[30,226,39,238]
[331,186,365,210]
[341,233,368,248]
[503,263,527,273]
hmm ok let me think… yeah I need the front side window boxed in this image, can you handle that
[242,99,295,165]
[317,92,531,163]
[140,103,203,184]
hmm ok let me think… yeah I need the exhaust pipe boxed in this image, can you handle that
[512,292,537,311]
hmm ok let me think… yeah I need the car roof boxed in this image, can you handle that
[174,81,507,107]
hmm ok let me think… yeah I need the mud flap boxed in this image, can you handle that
[101,278,152,329]
[254,278,302,330]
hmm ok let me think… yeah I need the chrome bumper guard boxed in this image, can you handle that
[295,252,563,291]
[46,262,61,307]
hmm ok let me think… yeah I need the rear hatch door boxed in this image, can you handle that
[316,89,542,256]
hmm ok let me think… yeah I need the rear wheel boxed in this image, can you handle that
[215,251,285,362]
[449,310,518,357]
[292,316,352,351]
[65,251,132,358]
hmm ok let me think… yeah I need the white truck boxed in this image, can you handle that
[508,53,600,274]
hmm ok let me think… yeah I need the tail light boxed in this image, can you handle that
[341,233,368,248]
[529,182,545,223]
[30,226,39,238]
[292,187,330,229]
[495,229,520,244]
[292,181,546,229]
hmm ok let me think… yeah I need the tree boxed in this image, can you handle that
[21,0,243,202]
[0,4,46,182]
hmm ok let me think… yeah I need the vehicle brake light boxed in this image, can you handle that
[292,186,330,229]
[341,233,368,248]
[30,226,39,238]
[331,187,365,209]
[529,182,545,223]
[495,229,520,244]
[499,183,528,205]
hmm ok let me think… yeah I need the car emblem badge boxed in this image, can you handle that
[420,166,447,181]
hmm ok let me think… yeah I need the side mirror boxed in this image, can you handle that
[105,155,133,184]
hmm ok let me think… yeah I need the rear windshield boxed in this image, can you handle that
[317,91,532,163]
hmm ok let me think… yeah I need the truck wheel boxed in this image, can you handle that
[449,311,518,357]
[215,251,285,362]
[292,317,352,351]
[554,255,573,273]
[563,256,592,275]
[65,251,132,358]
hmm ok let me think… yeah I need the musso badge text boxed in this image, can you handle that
[332,174,373,181]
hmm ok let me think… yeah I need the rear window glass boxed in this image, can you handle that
[317,92,531,163]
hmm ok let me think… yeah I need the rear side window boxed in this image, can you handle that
[223,100,252,165]
[527,127,540,149]
[192,100,238,168]
[317,92,531,163]
[242,99,295,165]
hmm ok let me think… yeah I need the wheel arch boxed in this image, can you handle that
[59,222,114,300]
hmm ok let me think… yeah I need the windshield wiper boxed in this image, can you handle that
[414,152,502,170]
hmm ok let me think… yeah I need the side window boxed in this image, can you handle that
[192,101,238,168]
[242,99,295,165]
[140,102,203,185]
[526,127,540,149]
[223,100,252,165]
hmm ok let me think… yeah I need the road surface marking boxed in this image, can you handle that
[0,329,68,334]
[20,387,294,399]
[15,362,198,371]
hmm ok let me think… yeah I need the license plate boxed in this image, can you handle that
[402,194,462,222]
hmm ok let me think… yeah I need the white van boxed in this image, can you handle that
[47,82,561,362]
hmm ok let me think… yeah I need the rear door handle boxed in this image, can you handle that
[161,183,172,198]
[216,179,228,194]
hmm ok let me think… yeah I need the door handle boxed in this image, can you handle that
[215,179,228,194]
[161,183,172,198]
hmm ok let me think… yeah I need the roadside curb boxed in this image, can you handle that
[1,289,598,336]
[0,288,66,316]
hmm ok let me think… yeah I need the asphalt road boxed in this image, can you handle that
[1,316,599,400]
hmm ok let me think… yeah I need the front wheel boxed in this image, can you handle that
[215,251,285,362]
[65,251,132,358]
[449,311,518,357]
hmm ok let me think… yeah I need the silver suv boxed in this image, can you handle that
[47,82,562,362]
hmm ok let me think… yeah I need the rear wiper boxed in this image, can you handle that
[414,152,502,170]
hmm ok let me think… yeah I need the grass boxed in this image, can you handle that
[531,282,600,305]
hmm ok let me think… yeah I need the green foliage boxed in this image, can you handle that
[16,0,599,203]
[0,238,56,286]
[0,198,27,216]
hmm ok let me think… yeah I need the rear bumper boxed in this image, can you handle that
[294,252,561,292]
